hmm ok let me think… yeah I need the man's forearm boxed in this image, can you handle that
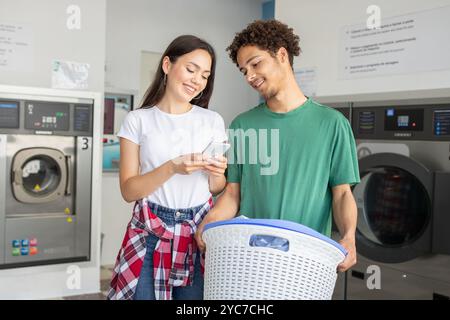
[332,186,358,272]
[207,183,240,222]
[332,189,357,240]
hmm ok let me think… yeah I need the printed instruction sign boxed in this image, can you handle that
[295,67,317,97]
[339,5,450,79]
[0,22,33,72]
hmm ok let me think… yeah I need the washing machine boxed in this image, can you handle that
[0,94,94,269]
[346,98,450,299]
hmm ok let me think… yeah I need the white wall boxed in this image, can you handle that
[276,0,450,97]
[101,0,262,266]
[0,0,106,92]
[105,0,261,126]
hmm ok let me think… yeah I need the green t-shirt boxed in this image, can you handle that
[227,98,360,236]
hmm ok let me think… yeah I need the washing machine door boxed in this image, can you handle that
[11,148,68,203]
[353,153,433,263]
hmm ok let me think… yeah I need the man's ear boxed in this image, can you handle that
[162,56,171,74]
[276,47,289,65]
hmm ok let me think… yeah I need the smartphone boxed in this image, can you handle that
[202,140,231,159]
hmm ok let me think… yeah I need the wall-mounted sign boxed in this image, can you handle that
[295,67,317,97]
[51,59,90,89]
[0,22,33,72]
[339,5,450,79]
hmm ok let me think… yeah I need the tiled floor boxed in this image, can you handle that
[60,265,113,300]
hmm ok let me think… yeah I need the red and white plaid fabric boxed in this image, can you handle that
[107,197,213,300]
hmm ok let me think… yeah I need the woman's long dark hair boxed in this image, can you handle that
[140,35,216,109]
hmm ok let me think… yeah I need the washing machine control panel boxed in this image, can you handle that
[0,99,93,136]
[353,104,450,141]
[433,109,450,136]
[385,108,424,132]
[25,101,70,131]
[0,101,19,128]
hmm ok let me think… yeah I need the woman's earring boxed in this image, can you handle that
[193,91,203,100]
[163,74,167,86]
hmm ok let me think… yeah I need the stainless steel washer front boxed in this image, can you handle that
[0,92,95,270]
[5,135,75,216]
[11,147,69,204]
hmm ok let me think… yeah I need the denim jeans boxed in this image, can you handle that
[133,202,205,300]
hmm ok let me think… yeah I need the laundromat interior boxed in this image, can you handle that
[1,0,450,300]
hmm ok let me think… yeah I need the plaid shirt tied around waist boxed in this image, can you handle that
[107,197,213,300]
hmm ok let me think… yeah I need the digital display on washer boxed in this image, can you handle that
[358,111,375,134]
[397,115,409,127]
[0,101,19,128]
[433,109,450,136]
[24,101,70,131]
[74,104,92,132]
[385,108,423,131]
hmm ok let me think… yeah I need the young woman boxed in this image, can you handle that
[107,35,228,300]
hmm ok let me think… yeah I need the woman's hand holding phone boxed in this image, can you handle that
[203,155,227,177]
[202,140,229,177]
[170,153,208,175]
[169,140,229,177]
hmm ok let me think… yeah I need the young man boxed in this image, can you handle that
[195,20,360,272]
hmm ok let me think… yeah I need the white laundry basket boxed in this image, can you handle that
[202,218,347,300]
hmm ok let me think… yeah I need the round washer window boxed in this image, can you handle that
[355,166,431,247]
[21,156,61,196]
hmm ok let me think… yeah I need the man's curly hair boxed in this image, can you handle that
[227,19,301,67]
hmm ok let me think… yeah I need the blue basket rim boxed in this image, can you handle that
[203,218,347,255]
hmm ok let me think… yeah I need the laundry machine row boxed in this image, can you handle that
[324,97,450,300]
[347,98,450,299]
[0,92,94,269]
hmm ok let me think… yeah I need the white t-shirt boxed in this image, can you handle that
[117,105,227,209]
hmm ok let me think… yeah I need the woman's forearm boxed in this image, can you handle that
[121,161,175,202]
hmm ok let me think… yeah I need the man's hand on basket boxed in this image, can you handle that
[195,213,217,253]
[337,237,357,272]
